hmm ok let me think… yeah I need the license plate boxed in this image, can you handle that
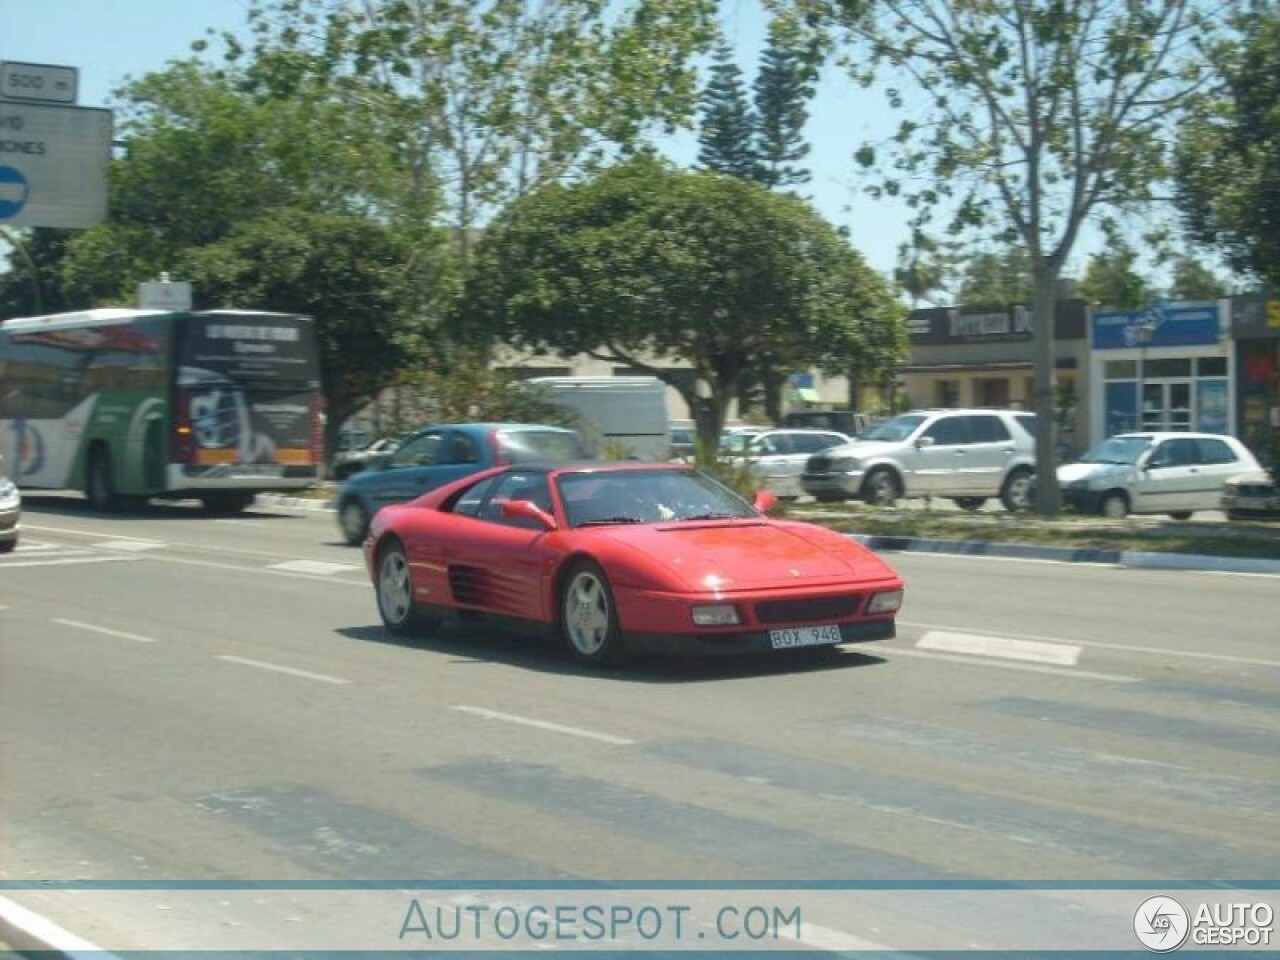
[769,624,843,649]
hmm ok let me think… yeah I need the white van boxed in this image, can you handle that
[521,376,671,461]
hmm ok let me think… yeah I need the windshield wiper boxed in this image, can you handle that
[677,512,739,521]
[577,516,646,526]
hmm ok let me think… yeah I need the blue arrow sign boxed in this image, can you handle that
[0,164,30,219]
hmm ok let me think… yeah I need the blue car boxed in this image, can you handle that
[336,422,589,544]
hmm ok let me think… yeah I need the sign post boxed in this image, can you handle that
[0,101,112,228]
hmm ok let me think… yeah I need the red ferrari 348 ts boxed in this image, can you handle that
[363,462,904,665]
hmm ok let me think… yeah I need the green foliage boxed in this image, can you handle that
[1167,255,1227,301]
[1175,2,1280,287]
[1077,243,1152,309]
[456,155,904,451]
[0,228,78,318]
[957,246,1034,309]
[697,41,761,180]
[752,19,817,188]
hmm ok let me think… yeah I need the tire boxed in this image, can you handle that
[1168,511,1193,521]
[339,498,371,546]
[85,445,116,511]
[559,560,624,666]
[1099,491,1129,519]
[200,492,255,515]
[861,468,901,507]
[953,497,986,512]
[375,539,437,636]
[1000,467,1035,512]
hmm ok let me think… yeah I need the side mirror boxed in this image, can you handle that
[915,436,935,449]
[753,489,778,513]
[500,499,558,530]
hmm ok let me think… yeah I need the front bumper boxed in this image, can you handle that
[1222,489,1280,516]
[0,503,19,543]
[1060,488,1104,514]
[801,471,864,497]
[624,618,895,657]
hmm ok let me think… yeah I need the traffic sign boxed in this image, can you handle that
[0,101,111,228]
[0,61,78,105]
[138,279,194,311]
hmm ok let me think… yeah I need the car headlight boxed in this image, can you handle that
[0,480,18,509]
[831,457,860,471]
[867,589,903,614]
[1058,478,1087,491]
[691,603,740,626]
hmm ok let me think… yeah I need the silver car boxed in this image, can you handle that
[723,428,851,500]
[801,409,1038,511]
[0,454,20,554]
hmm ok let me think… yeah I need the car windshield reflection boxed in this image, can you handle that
[557,469,757,528]
[1077,435,1153,464]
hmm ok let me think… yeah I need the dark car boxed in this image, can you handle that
[336,423,590,544]
[331,436,404,481]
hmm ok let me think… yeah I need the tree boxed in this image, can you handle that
[1077,244,1151,309]
[456,156,903,450]
[238,0,717,272]
[957,246,1034,309]
[1167,255,1227,301]
[1175,2,1280,288]
[892,235,961,307]
[752,19,817,188]
[697,41,761,179]
[0,228,78,318]
[810,0,1217,514]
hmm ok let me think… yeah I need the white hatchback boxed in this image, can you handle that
[722,429,851,500]
[1057,432,1261,519]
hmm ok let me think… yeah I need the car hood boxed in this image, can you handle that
[1057,461,1137,485]
[591,521,894,591]
[820,440,903,460]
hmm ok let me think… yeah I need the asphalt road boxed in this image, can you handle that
[3,494,1279,952]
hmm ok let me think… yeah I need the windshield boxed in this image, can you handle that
[557,468,757,527]
[862,413,927,442]
[1078,435,1153,464]
[499,429,589,464]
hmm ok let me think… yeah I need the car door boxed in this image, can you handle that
[444,470,556,621]
[965,414,1018,494]
[1135,437,1202,513]
[911,415,974,495]
[369,430,445,508]
[1192,438,1253,511]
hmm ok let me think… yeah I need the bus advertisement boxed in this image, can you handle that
[0,308,324,513]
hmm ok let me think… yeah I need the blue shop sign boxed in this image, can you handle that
[1092,301,1222,349]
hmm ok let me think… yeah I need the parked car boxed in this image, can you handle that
[330,436,404,481]
[781,409,873,437]
[364,461,904,665]
[336,423,589,545]
[1057,432,1262,519]
[669,423,697,461]
[0,454,19,554]
[801,408,1038,511]
[722,428,851,500]
[1221,468,1280,520]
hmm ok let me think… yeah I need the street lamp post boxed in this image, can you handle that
[1134,317,1157,431]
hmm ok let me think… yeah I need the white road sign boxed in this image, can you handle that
[0,101,111,228]
[0,61,79,105]
[138,280,194,310]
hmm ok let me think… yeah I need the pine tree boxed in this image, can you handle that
[696,42,760,180]
[752,23,815,189]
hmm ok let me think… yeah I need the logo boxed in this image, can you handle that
[1135,896,1190,952]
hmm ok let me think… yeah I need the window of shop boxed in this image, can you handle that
[934,380,960,407]
[975,377,1009,408]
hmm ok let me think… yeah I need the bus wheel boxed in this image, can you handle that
[85,446,116,511]
[200,493,256,515]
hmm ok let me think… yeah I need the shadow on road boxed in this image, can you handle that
[335,623,886,684]
[22,493,307,522]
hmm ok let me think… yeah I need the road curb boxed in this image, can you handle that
[0,894,118,959]
[255,493,335,511]
[851,534,1280,575]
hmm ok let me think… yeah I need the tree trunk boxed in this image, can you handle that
[685,386,730,467]
[1031,271,1061,516]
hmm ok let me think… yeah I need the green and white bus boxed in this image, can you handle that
[0,308,325,512]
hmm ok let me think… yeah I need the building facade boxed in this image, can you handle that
[1231,291,1280,469]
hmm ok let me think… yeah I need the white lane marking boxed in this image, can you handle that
[52,618,159,644]
[897,550,1280,578]
[267,559,362,575]
[0,893,115,957]
[902,619,1280,669]
[22,524,158,542]
[879,647,1140,683]
[23,523,344,564]
[93,539,166,552]
[452,705,636,746]
[0,555,134,569]
[156,555,369,586]
[0,604,9,610]
[215,655,351,685]
[917,629,1081,666]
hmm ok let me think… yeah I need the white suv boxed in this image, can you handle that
[801,409,1038,511]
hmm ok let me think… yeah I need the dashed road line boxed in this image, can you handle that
[52,618,160,644]
[156,555,368,585]
[92,539,167,552]
[917,629,1081,666]
[266,559,362,576]
[880,647,1139,683]
[215,655,351,685]
[451,705,636,745]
